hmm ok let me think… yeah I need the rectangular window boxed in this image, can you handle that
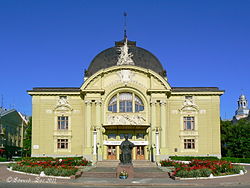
[136,133,144,139]
[57,116,68,130]
[185,96,193,100]
[183,116,195,130]
[184,139,195,149]
[57,139,68,149]
[108,133,116,139]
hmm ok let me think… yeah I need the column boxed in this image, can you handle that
[150,100,157,161]
[155,128,160,155]
[85,101,92,150]
[93,130,97,155]
[160,100,166,148]
[95,100,102,160]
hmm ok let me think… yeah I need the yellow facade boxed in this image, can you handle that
[28,40,224,162]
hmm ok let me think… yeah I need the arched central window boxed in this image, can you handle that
[108,92,144,113]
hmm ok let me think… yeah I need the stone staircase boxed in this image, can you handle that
[81,160,169,178]
[95,160,119,167]
[132,160,157,168]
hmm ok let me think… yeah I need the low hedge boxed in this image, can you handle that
[9,163,78,177]
[0,157,7,162]
[176,168,212,178]
[44,167,78,177]
[221,157,250,163]
[169,156,219,161]
[10,163,43,174]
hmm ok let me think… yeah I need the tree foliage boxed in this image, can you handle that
[221,118,250,158]
[23,117,32,157]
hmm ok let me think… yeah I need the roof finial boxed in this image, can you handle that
[123,12,127,39]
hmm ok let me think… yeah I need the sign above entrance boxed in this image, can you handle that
[103,140,148,146]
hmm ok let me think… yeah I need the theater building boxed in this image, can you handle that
[28,37,224,161]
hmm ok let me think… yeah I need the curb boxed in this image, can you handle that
[7,167,71,179]
[178,171,247,180]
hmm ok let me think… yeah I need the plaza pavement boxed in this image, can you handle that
[0,164,249,187]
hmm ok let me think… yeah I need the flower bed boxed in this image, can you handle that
[160,159,246,178]
[8,157,92,177]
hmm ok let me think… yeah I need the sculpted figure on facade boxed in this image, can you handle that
[117,38,134,65]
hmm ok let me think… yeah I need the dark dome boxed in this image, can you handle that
[86,39,166,77]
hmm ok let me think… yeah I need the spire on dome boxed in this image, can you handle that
[123,12,127,40]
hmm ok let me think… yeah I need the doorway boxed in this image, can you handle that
[107,145,116,160]
[136,146,145,160]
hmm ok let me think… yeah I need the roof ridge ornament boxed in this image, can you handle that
[117,38,134,65]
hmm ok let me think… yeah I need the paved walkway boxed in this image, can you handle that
[0,164,249,186]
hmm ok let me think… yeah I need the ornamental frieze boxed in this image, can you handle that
[107,114,146,125]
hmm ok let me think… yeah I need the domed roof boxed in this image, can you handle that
[239,94,246,100]
[86,39,166,77]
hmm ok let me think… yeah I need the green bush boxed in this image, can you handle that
[221,157,250,163]
[0,157,7,162]
[10,164,43,174]
[44,167,78,177]
[169,156,219,161]
[9,163,78,177]
[229,165,246,174]
[176,168,212,178]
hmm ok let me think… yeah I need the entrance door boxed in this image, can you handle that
[136,146,145,160]
[107,146,116,160]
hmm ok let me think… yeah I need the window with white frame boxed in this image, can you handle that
[57,139,68,149]
[135,96,144,112]
[108,92,144,113]
[184,139,195,149]
[108,95,117,112]
[57,116,68,130]
[183,116,195,130]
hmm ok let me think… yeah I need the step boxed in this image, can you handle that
[96,160,157,168]
[96,160,119,167]
[132,160,157,168]
[82,171,116,178]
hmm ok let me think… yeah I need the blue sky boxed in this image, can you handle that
[0,0,249,119]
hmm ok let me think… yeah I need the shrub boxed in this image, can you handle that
[44,167,77,177]
[10,163,43,174]
[229,165,246,174]
[221,157,250,163]
[169,156,219,161]
[0,157,7,162]
[176,168,212,178]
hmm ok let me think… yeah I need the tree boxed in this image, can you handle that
[23,117,32,157]
[220,120,232,156]
[221,119,250,158]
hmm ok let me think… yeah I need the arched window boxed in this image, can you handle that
[119,93,133,112]
[135,95,144,112]
[108,95,117,112]
[108,92,144,113]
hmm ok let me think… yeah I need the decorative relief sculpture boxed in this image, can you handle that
[54,96,72,112]
[107,114,146,125]
[184,98,195,106]
[117,70,134,83]
[117,38,134,66]
[58,97,69,106]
